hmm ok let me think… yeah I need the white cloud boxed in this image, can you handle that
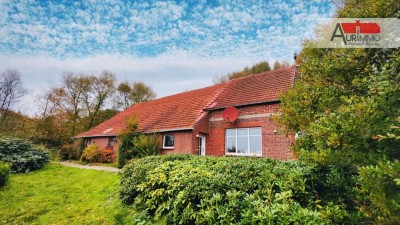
[0,52,255,114]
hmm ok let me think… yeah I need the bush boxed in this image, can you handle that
[120,155,327,224]
[132,134,160,158]
[59,141,83,160]
[0,138,49,173]
[120,154,192,205]
[356,160,400,224]
[81,144,114,163]
[0,162,10,187]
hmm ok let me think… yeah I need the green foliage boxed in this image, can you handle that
[59,140,83,160]
[132,134,160,158]
[120,155,340,224]
[0,162,10,187]
[119,154,192,205]
[0,138,49,173]
[117,116,139,168]
[278,0,400,169]
[228,60,271,80]
[356,160,400,224]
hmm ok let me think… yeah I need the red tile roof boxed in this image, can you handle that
[208,66,297,109]
[75,66,297,138]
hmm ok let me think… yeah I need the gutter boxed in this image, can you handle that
[76,127,194,138]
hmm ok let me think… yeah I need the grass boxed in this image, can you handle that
[0,163,134,225]
[67,160,118,168]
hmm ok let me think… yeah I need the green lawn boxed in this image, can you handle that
[0,163,134,225]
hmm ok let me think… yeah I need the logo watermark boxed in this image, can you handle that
[306,18,399,48]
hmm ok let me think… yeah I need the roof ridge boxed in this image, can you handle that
[192,81,231,126]
[229,65,295,82]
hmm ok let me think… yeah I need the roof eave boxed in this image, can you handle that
[74,134,117,139]
[206,99,281,111]
[76,127,194,138]
[142,127,193,134]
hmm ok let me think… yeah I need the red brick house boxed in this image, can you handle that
[75,66,298,159]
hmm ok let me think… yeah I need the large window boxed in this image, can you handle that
[225,127,262,156]
[163,135,174,149]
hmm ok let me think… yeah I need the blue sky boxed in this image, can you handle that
[0,0,335,114]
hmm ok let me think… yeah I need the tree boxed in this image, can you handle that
[62,73,91,135]
[34,87,70,146]
[277,0,400,169]
[213,60,272,84]
[0,69,27,121]
[273,61,290,70]
[116,81,156,109]
[82,70,116,129]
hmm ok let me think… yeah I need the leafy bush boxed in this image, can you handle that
[102,148,114,163]
[0,138,49,173]
[132,134,160,158]
[356,160,400,224]
[117,116,139,168]
[80,143,113,163]
[120,154,192,205]
[0,162,10,187]
[120,155,328,224]
[59,141,83,160]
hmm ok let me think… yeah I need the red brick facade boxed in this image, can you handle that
[84,103,295,161]
[206,103,294,159]
[77,67,299,161]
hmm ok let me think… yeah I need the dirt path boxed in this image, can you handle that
[59,161,120,173]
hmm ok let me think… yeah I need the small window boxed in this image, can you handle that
[85,138,91,147]
[163,135,174,149]
[108,137,116,147]
[225,127,262,156]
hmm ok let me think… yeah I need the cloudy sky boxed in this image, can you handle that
[0,0,335,114]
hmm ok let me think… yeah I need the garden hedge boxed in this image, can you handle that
[0,162,10,187]
[121,155,330,224]
[0,138,49,173]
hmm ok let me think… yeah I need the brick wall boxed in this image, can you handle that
[207,103,294,160]
[159,131,193,155]
[191,114,210,155]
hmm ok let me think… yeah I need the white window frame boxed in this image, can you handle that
[163,135,174,149]
[225,127,262,157]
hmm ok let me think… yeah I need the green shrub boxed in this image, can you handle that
[132,134,160,158]
[120,154,192,205]
[356,160,400,224]
[120,155,327,224]
[0,138,49,173]
[0,162,10,187]
[117,116,139,168]
[59,141,83,160]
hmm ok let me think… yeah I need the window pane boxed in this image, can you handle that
[237,129,248,136]
[226,129,236,136]
[249,128,261,135]
[164,135,174,147]
[226,137,236,153]
[237,136,248,153]
[249,136,262,155]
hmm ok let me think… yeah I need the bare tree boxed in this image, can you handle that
[0,69,27,121]
[63,72,91,135]
[82,70,116,129]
